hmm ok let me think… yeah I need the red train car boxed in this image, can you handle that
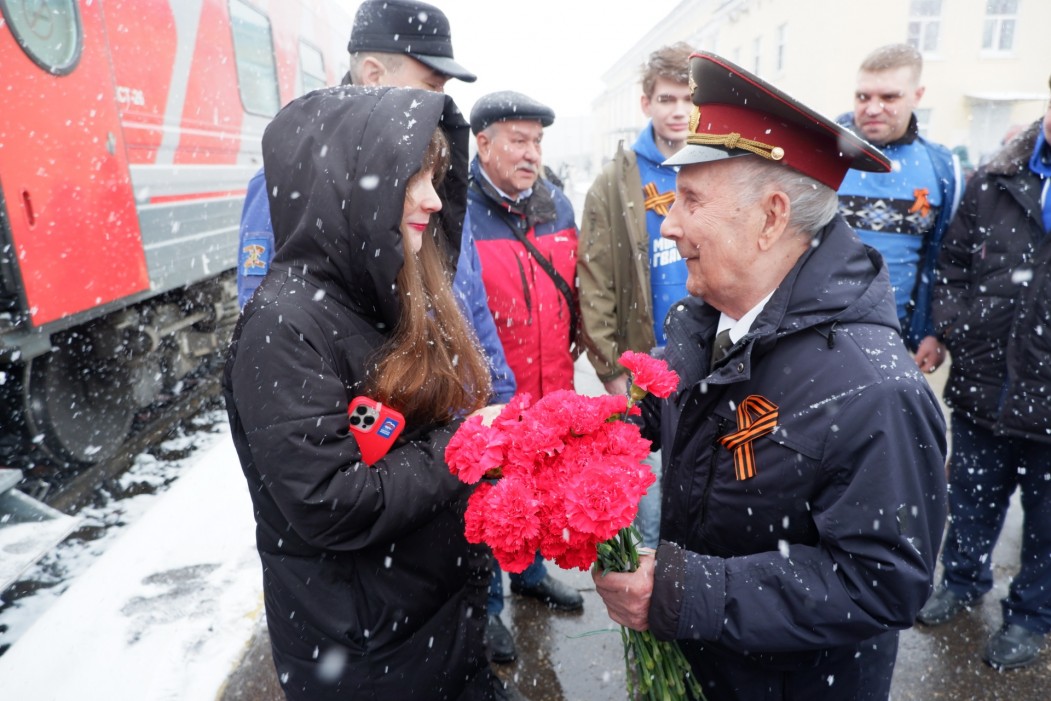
[0,0,352,465]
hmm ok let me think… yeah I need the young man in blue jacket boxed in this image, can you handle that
[577,42,694,550]
[836,43,962,375]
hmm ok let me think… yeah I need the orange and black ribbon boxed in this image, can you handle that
[718,395,779,480]
[643,182,675,216]
[909,187,931,218]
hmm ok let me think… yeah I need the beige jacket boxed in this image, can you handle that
[576,142,657,383]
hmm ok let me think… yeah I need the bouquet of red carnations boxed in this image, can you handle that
[446,351,704,701]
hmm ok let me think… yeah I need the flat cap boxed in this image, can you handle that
[469,91,555,135]
[665,51,890,189]
[348,0,476,83]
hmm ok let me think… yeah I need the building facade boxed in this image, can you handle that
[591,0,1050,173]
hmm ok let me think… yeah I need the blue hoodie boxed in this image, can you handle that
[633,123,687,346]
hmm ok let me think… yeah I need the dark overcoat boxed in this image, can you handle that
[641,218,948,700]
[223,86,492,701]
[933,121,1051,443]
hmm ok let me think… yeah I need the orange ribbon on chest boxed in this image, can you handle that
[909,187,931,218]
[718,394,779,480]
[643,182,675,216]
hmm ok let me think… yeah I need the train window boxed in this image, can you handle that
[0,0,82,74]
[228,0,280,116]
[299,41,326,95]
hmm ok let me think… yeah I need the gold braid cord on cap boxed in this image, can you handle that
[687,107,785,161]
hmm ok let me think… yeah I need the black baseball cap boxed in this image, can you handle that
[348,0,476,83]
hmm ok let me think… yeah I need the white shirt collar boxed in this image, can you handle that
[716,290,775,344]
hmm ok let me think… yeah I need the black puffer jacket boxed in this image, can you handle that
[933,121,1051,443]
[641,218,947,695]
[223,87,492,701]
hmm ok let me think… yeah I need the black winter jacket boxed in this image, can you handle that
[223,87,492,701]
[640,218,947,697]
[933,121,1051,443]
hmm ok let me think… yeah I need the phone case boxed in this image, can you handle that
[348,396,405,466]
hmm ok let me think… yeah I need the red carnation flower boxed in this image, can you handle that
[619,350,679,398]
[447,352,698,700]
[446,416,505,484]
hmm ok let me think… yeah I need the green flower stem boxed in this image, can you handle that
[599,526,706,700]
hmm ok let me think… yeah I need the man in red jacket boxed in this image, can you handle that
[465,90,584,663]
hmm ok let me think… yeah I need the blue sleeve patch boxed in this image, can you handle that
[240,234,272,277]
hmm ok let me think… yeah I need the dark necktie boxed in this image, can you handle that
[711,329,733,371]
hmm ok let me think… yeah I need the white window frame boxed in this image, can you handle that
[906,0,942,55]
[914,108,932,138]
[298,40,326,95]
[981,0,1019,55]
[229,0,280,117]
[775,23,787,74]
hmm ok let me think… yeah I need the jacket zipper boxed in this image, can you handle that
[698,417,729,530]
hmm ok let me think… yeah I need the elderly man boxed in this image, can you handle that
[466,90,583,663]
[592,52,948,700]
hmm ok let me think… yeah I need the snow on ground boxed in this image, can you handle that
[0,358,606,700]
[0,420,263,701]
[0,412,228,650]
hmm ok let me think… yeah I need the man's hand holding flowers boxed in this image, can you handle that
[446,351,703,700]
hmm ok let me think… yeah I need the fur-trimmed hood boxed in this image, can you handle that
[984,120,1043,176]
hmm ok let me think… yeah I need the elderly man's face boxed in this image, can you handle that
[477,120,542,198]
[660,159,766,313]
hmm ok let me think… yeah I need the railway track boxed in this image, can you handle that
[18,372,226,516]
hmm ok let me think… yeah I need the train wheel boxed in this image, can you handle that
[23,343,135,466]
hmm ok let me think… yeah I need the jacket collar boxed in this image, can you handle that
[1029,128,1051,179]
[632,122,672,168]
[836,112,920,148]
[469,157,558,228]
[664,217,897,391]
[986,120,1043,177]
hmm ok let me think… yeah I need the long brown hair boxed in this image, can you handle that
[367,127,492,425]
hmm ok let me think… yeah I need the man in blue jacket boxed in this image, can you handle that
[236,0,514,405]
[593,52,948,701]
[836,43,961,374]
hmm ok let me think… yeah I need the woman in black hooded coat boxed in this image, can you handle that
[223,86,498,700]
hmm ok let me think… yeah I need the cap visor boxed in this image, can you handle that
[412,53,477,83]
[662,144,753,168]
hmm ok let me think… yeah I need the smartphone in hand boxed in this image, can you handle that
[348,397,405,466]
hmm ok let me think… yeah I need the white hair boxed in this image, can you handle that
[726,157,840,235]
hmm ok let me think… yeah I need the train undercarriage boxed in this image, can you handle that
[1,273,238,470]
